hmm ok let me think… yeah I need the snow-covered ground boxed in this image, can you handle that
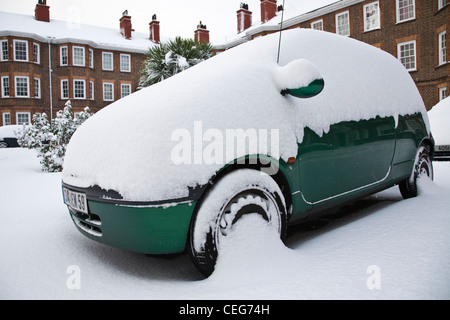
[1,148,449,300]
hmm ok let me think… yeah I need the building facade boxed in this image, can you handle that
[219,0,449,111]
[0,1,162,126]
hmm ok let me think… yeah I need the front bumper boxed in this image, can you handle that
[63,183,197,254]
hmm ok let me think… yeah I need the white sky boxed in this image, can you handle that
[0,0,337,43]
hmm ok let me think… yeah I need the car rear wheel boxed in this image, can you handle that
[399,145,433,199]
[0,142,8,148]
[189,169,287,277]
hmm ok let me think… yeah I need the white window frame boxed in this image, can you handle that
[311,19,324,31]
[438,0,446,10]
[103,82,114,101]
[438,30,447,66]
[73,79,86,99]
[102,52,114,71]
[15,76,30,97]
[89,48,94,68]
[33,43,40,64]
[3,112,11,125]
[60,46,68,66]
[121,83,132,98]
[120,54,131,72]
[363,1,380,32]
[1,40,8,61]
[89,81,94,100]
[14,39,28,62]
[336,11,350,36]
[34,78,41,99]
[60,79,69,99]
[1,76,10,98]
[396,0,415,23]
[439,86,447,101]
[16,112,31,125]
[397,40,417,71]
[73,46,85,67]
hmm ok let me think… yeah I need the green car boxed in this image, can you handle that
[62,29,433,277]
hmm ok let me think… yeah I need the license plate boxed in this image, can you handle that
[437,145,450,151]
[63,188,88,214]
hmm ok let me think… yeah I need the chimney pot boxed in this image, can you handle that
[149,15,160,44]
[260,0,277,24]
[120,12,133,40]
[35,0,50,22]
[237,4,252,33]
[194,21,209,43]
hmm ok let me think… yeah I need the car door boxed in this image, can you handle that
[297,116,396,205]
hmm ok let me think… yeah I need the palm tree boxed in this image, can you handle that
[139,37,213,87]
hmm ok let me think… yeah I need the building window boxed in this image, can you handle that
[15,76,29,97]
[364,1,380,31]
[89,81,94,100]
[73,79,86,99]
[3,113,11,125]
[61,79,69,99]
[89,49,94,68]
[103,82,114,101]
[16,112,30,125]
[398,40,417,71]
[33,43,40,64]
[73,46,85,67]
[60,46,68,66]
[14,40,28,61]
[102,52,114,71]
[120,54,131,72]
[121,83,131,98]
[439,30,447,65]
[336,11,350,36]
[311,19,323,31]
[1,76,10,98]
[34,78,41,99]
[439,86,447,101]
[1,40,8,61]
[396,0,415,23]
[438,0,446,10]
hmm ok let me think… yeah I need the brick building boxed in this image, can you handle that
[0,1,165,126]
[218,0,449,110]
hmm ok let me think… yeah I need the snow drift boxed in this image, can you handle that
[62,29,428,202]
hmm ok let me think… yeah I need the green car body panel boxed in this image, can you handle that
[64,112,431,255]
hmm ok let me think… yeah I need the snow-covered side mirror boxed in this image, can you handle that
[274,59,325,98]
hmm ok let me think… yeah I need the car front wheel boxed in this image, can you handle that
[0,142,8,148]
[399,145,433,199]
[189,169,287,277]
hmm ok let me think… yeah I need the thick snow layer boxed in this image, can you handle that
[428,97,450,146]
[1,148,450,299]
[0,125,22,139]
[63,29,428,201]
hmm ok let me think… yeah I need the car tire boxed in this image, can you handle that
[188,168,287,277]
[0,142,8,148]
[399,145,433,199]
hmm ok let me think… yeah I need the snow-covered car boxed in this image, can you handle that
[428,97,450,161]
[0,125,21,148]
[62,29,433,277]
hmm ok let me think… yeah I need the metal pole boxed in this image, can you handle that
[47,37,54,121]
[277,0,286,64]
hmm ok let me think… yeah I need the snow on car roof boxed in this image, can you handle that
[0,125,23,139]
[0,11,157,53]
[428,97,450,146]
[63,28,428,202]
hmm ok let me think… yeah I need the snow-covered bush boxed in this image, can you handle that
[139,37,213,87]
[18,101,92,172]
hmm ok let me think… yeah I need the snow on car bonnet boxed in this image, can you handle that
[62,29,428,202]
